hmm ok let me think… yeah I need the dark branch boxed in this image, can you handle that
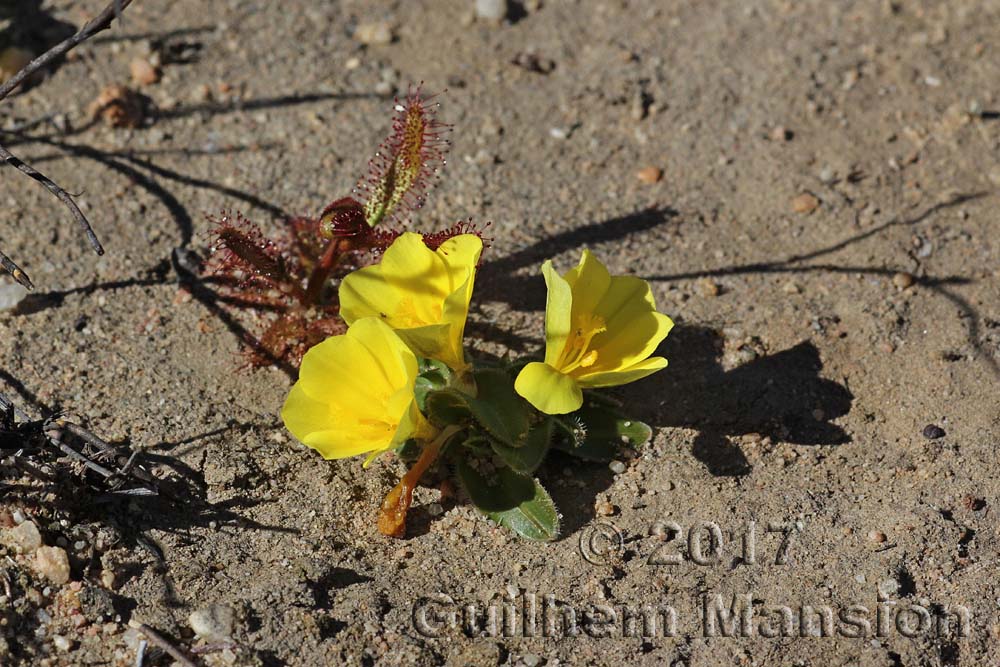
[0,248,33,289]
[0,144,103,254]
[0,0,135,102]
[0,0,136,287]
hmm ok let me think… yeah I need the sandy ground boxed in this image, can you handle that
[1,0,999,665]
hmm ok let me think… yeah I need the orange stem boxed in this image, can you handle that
[377,427,458,538]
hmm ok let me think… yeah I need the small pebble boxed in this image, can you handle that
[427,503,444,517]
[475,0,508,21]
[921,424,945,439]
[770,126,792,141]
[0,47,33,82]
[0,283,28,311]
[189,604,235,642]
[595,500,615,516]
[522,654,541,667]
[88,84,146,128]
[636,166,662,184]
[51,635,72,652]
[867,530,887,544]
[791,193,820,214]
[35,546,71,585]
[608,460,626,474]
[129,57,161,86]
[961,495,985,511]
[698,278,720,297]
[877,577,900,599]
[2,520,42,553]
[354,22,393,45]
[892,272,915,289]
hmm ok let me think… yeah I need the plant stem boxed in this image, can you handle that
[377,425,461,538]
[302,237,344,305]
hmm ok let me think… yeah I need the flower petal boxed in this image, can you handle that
[281,318,431,462]
[438,234,482,368]
[394,323,457,370]
[514,361,584,415]
[576,356,669,388]
[379,232,451,315]
[541,260,573,367]
[296,334,387,418]
[338,264,397,326]
[584,276,674,373]
[564,249,611,322]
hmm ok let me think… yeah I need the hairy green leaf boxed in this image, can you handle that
[455,459,559,541]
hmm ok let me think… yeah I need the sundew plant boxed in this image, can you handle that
[206,89,482,367]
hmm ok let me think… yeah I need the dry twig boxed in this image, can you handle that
[127,621,199,667]
[1,391,161,495]
[0,0,136,288]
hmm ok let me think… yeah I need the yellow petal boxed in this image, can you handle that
[378,232,451,317]
[564,249,611,322]
[439,235,483,368]
[338,264,398,327]
[350,317,418,389]
[437,234,484,282]
[514,361,584,415]
[541,260,573,367]
[338,233,481,370]
[281,318,429,462]
[393,323,458,369]
[295,334,386,420]
[576,356,668,389]
[584,276,674,373]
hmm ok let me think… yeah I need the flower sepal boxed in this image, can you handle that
[552,401,653,462]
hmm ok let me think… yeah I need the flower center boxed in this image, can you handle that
[558,313,607,373]
[392,296,442,328]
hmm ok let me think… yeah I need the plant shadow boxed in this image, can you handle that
[619,324,853,476]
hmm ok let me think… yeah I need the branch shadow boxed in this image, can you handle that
[0,385,296,568]
[1,3,75,89]
[153,92,385,122]
[89,25,215,46]
[642,193,997,379]
[476,205,679,313]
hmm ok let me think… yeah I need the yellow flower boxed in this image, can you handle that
[339,231,483,370]
[281,317,437,465]
[514,250,674,414]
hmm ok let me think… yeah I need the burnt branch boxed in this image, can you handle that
[0,0,136,288]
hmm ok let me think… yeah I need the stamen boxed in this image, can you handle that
[558,313,606,372]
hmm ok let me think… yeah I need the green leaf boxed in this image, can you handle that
[414,358,451,412]
[554,404,653,461]
[425,388,473,427]
[455,459,559,541]
[465,368,532,447]
[490,419,552,474]
[457,433,493,454]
